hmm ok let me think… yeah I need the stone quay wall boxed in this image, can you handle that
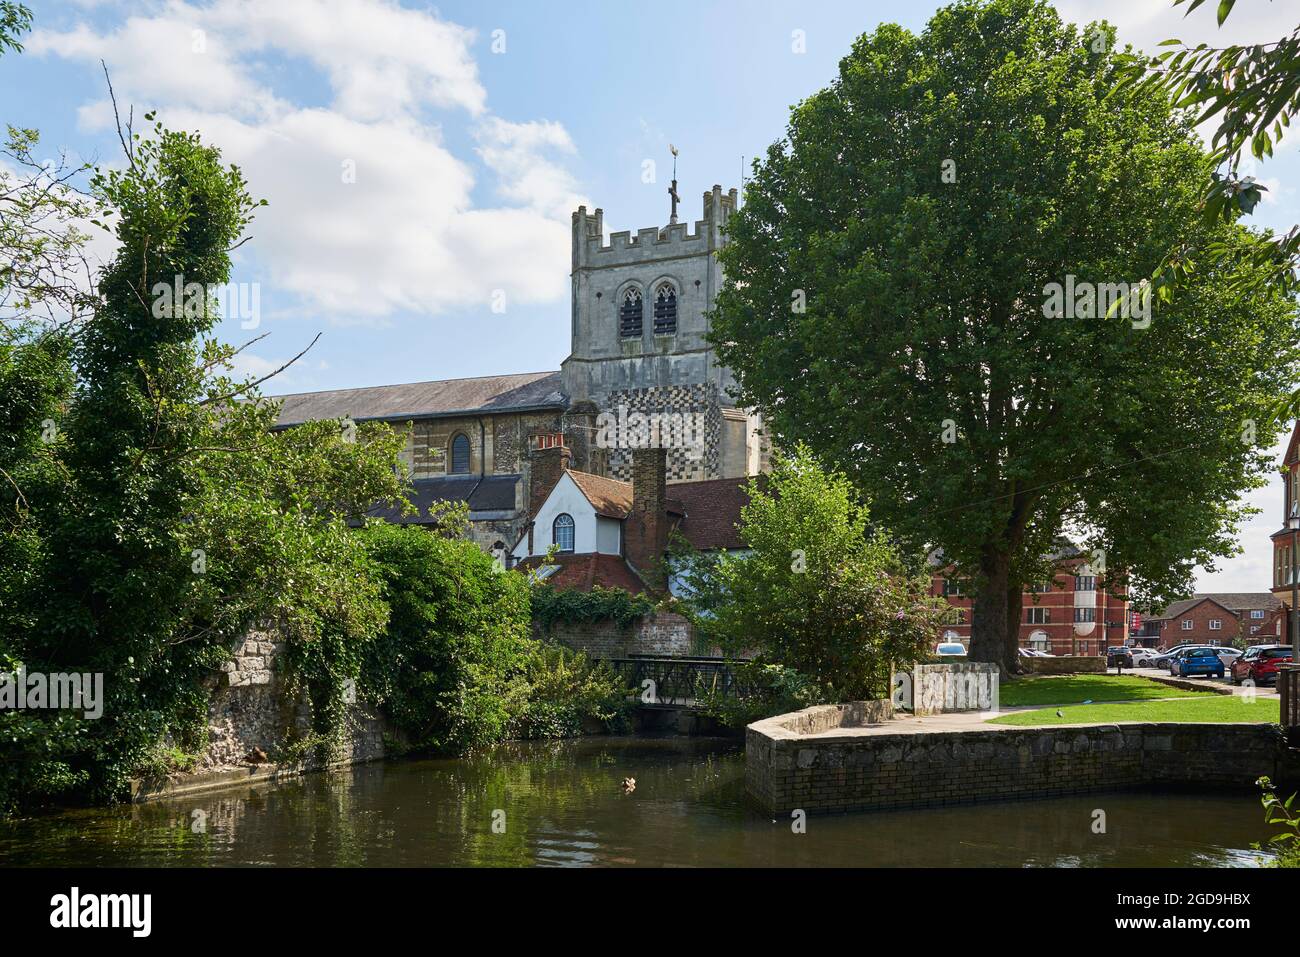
[134,625,387,801]
[746,713,1288,815]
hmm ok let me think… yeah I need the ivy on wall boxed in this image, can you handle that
[531,585,656,632]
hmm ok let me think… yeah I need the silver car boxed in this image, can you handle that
[1215,647,1242,669]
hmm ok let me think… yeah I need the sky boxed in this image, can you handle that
[3,0,1300,596]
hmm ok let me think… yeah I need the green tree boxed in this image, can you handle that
[1126,0,1300,421]
[675,445,946,709]
[1,114,406,810]
[0,2,30,56]
[357,519,533,753]
[710,0,1298,671]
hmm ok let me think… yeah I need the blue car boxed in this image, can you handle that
[1171,646,1225,679]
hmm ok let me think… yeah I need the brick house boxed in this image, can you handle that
[509,445,749,594]
[931,550,1129,656]
[509,445,749,658]
[1141,593,1282,649]
[1270,419,1300,640]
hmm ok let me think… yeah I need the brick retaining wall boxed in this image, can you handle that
[746,713,1288,815]
[1020,655,1106,675]
[539,611,704,658]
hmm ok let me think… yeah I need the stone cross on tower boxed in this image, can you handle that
[668,144,680,225]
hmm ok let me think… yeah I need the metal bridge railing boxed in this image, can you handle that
[604,656,752,708]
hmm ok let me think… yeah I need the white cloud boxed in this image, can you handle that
[1054,0,1289,56]
[475,117,584,220]
[27,0,586,323]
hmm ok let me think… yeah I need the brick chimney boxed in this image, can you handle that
[528,443,571,519]
[625,447,668,588]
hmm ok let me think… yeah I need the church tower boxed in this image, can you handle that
[561,185,763,482]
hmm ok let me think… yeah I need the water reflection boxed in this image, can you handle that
[0,736,1278,868]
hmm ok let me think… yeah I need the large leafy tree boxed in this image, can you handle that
[1,111,406,808]
[711,0,1299,671]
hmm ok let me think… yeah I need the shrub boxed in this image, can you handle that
[508,645,632,740]
[357,521,532,754]
[1256,776,1300,868]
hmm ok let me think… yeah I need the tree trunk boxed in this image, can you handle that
[1003,580,1024,675]
[969,547,1010,669]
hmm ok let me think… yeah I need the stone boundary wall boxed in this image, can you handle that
[746,716,1288,815]
[539,611,705,658]
[133,625,386,801]
[1021,655,1106,675]
[911,663,998,714]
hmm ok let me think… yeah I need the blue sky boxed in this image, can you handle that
[3,0,1299,593]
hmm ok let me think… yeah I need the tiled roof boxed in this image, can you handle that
[668,476,751,550]
[360,474,519,526]
[520,553,646,593]
[1147,592,1281,621]
[270,371,565,427]
[566,470,633,519]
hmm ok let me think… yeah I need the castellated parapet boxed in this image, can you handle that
[562,186,754,481]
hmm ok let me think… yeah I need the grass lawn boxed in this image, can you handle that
[997,674,1208,707]
[987,695,1280,726]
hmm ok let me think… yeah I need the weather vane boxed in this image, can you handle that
[668,144,680,225]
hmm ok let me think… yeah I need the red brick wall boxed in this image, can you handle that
[1153,600,1247,648]
[932,561,1129,656]
[536,611,702,658]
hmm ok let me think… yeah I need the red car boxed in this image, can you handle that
[1229,645,1293,686]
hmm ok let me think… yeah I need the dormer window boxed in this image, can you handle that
[553,513,575,553]
[653,283,677,335]
[619,289,643,339]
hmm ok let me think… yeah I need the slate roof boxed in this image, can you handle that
[1147,592,1282,621]
[360,474,520,526]
[270,371,566,427]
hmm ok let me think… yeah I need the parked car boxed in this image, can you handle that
[1129,647,1160,667]
[1106,646,1134,668]
[1228,644,1279,684]
[1169,646,1225,679]
[935,642,967,657]
[1215,647,1242,669]
[1018,647,1051,658]
[1149,644,1195,671]
[1230,645,1293,686]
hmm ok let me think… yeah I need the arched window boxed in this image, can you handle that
[450,433,471,474]
[619,288,643,339]
[653,283,677,335]
[553,513,575,553]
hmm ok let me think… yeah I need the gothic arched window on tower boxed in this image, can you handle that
[553,513,575,553]
[450,433,471,474]
[653,283,677,335]
[619,288,643,339]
